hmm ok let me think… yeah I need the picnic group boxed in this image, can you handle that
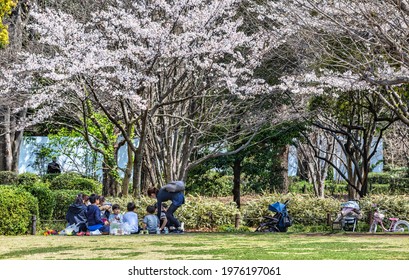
[62,181,186,236]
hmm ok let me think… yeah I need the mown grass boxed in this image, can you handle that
[1,233,409,260]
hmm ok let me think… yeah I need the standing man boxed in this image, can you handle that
[47,157,61,174]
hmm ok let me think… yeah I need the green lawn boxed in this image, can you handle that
[1,233,408,260]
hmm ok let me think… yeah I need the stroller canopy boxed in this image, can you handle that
[341,201,360,210]
[268,202,287,213]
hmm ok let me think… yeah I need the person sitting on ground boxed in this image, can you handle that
[142,205,160,234]
[86,194,109,234]
[108,204,123,224]
[47,157,61,174]
[65,193,88,233]
[83,194,90,206]
[123,202,140,234]
[98,195,112,222]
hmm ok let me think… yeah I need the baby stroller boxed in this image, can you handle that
[333,200,362,232]
[255,200,292,232]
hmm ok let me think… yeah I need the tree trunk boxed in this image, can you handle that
[0,107,25,172]
[232,157,242,208]
[0,1,29,172]
[133,109,149,198]
[102,160,117,196]
[279,145,289,194]
[121,140,133,196]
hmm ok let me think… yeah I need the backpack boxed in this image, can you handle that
[161,181,185,192]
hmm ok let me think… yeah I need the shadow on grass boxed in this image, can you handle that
[0,246,75,259]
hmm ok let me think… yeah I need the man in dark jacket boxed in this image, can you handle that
[47,157,61,174]
[147,182,185,233]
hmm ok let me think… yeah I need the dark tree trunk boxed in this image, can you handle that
[279,145,289,194]
[133,109,149,198]
[232,157,242,208]
[101,160,118,196]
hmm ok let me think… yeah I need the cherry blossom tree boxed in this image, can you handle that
[12,0,287,195]
[0,0,30,172]
[271,0,409,125]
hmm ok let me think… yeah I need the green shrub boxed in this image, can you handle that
[52,189,87,220]
[187,170,233,196]
[288,180,313,193]
[0,171,17,185]
[21,182,56,221]
[85,193,409,232]
[368,183,390,194]
[242,193,341,227]
[17,172,41,186]
[389,178,409,193]
[178,195,240,229]
[359,194,409,222]
[368,172,391,185]
[49,172,102,194]
[0,186,39,235]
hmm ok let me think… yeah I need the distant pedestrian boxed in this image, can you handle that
[47,157,61,174]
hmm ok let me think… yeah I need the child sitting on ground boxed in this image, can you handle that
[123,202,139,234]
[86,194,109,234]
[109,204,125,235]
[142,205,160,234]
[108,204,123,223]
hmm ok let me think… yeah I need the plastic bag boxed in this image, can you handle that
[64,224,79,236]
[110,221,128,235]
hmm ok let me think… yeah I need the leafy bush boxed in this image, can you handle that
[0,171,17,185]
[389,178,409,193]
[217,224,251,232]
[17,172,41,186]
[49,172,102,194]
[187,170,233,196]
[178,195,240,229]
[20,182,56,221]
[75,193,409,232]
[359,194,409,222]
[0,186,39,235]
[288,179,347,195]
[242,193,341,227]
[288,180,313,193]
[368,183,390,194]
[52,189,87,220]
[368,172,391,185]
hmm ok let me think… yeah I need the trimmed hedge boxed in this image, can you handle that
[0,171,17,185]
[2,186,409,234]
[0,186,39,235]
[20,182,56,221]
[368,172,391,185]
[17,172,41,186]
[49,172,102,194]
[52,189,87,220]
